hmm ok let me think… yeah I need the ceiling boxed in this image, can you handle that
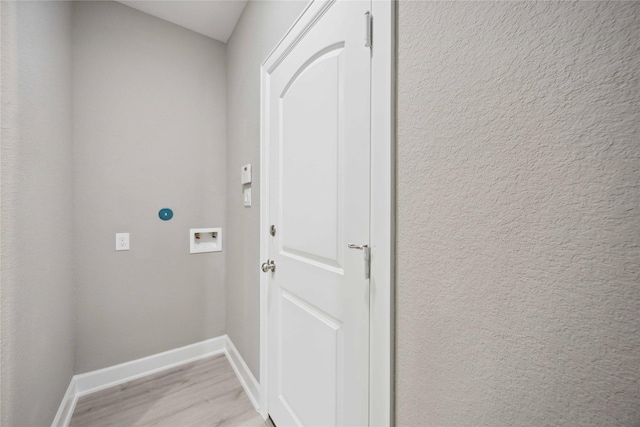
[115,1,248,43]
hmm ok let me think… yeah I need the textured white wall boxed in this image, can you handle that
[396,1,640,425]
[72,1,227,373]
[1,1,75,425]
[225,0,308,378]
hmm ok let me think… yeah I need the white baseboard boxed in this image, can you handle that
[51,377,78,427]
[52,335,260,427]
[73,336,227,397]
[224,336,260,410]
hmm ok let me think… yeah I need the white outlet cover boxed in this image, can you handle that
[116,233,130,251]
[241,164,252,184]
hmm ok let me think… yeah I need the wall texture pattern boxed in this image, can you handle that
[72,1,227,373]
[225,0,308,378]
[1,2,75,425]
[396,2,640,425]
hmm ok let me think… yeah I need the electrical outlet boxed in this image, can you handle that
[241,164,252,184]
[115,233,130,251]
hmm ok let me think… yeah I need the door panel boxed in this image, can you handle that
[264,1,371,426]
[280,46,344,268]
[279,290,342,426]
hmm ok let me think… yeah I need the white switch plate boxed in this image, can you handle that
[241,164,252,184]
[115,233,130,251]
[244,187,252,207]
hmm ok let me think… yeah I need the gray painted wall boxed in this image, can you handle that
[225,0,308,378]
[1,1,75,425]
[72,1,227,373]
[396,2,640,425]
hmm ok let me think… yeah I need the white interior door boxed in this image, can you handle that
[262,1,371,426]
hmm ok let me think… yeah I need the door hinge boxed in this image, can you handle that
[347,243,371,279]
[365,11,372,48]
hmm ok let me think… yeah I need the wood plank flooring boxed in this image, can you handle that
[69,354,265,427]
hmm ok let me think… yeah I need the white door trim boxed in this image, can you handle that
[368,0,395,424]
[259,0,395,424]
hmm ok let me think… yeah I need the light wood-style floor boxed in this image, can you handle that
[69,354,265,427]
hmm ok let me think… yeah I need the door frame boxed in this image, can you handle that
[259,0,395,424]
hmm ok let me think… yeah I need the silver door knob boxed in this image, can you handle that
[347,243,369,250]
[261,260,276,273]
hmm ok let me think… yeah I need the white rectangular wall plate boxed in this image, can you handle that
[244,187,252,207]
[241,164,252,184]
[190,228,222,254]
[115,233,130,251]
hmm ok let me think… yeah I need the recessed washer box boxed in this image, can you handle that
[189,228,222,254]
